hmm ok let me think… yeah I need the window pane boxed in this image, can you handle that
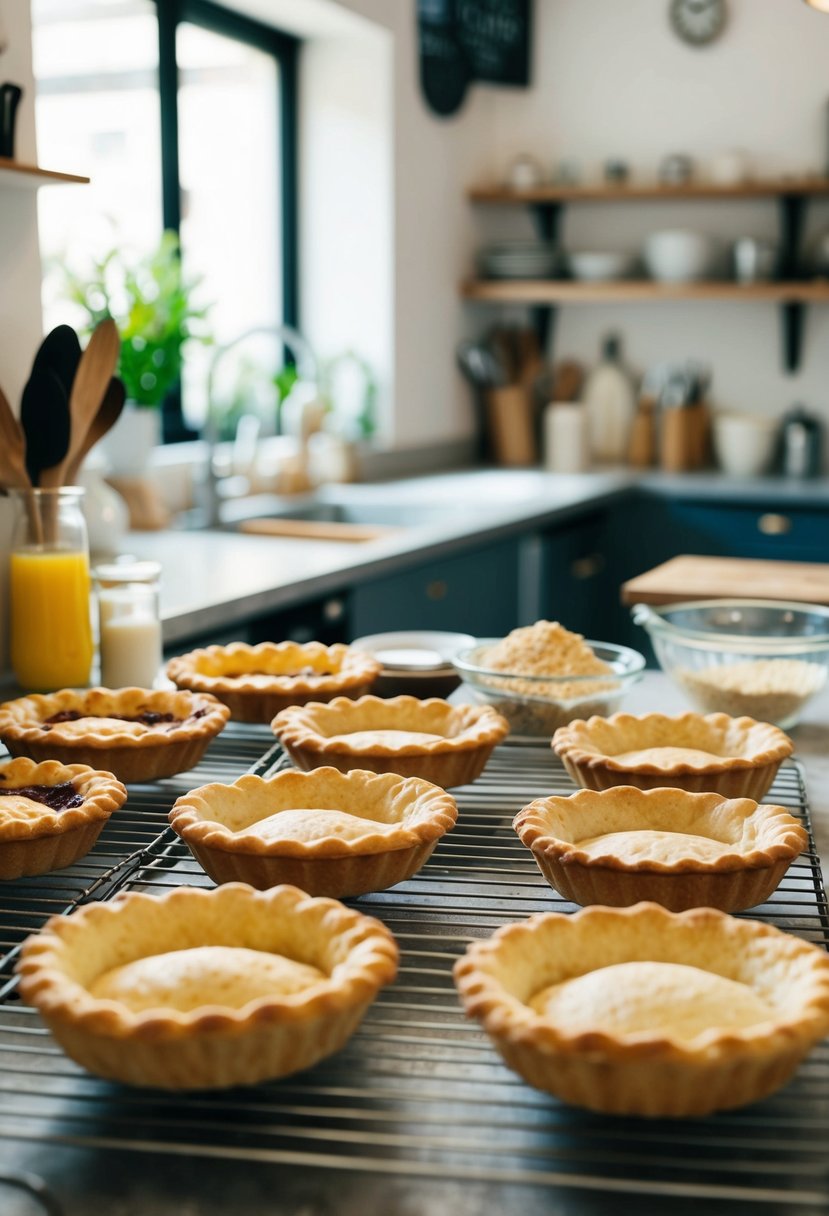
[32,0,162,331]
[177,22,281,430]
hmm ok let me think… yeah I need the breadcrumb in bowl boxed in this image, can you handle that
[634,600,829,729]
[452,624,645,739]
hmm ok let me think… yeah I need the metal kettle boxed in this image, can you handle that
[778,406,823,478]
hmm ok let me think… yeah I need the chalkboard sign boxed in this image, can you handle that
[455,0,532,86]
[417,0,472,118]
[417,0,532,118]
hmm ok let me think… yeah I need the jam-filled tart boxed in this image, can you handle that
[0,687,230,783]
[454,902,829,1117]
[169,766,458,897]
[166,641,381,723]
[17,882,399,1089]
[552,711,793,799]
[0,756,127,879]
[271,695,509,786]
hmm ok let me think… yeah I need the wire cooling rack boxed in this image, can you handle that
[0,731,827,1215]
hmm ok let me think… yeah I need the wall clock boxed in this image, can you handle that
[669,0,727,46]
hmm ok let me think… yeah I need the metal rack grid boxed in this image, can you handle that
[0,735,828,1214]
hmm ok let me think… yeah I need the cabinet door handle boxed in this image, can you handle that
[426,580,448,601]
[571,553,606,580]
[323,598,345,622]
[757,513,792,536]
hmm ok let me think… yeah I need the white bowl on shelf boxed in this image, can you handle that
[643,230,720,283]
[566,250,639,282]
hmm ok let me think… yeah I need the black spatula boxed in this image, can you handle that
[20,365,70,486]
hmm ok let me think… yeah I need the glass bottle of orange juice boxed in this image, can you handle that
[9,488,94,690]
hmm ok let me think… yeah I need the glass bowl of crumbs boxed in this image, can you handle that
[452,621,646,739]
[633,598,829,729]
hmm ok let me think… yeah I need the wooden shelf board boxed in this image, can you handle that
[468,177,829,204]
[460,279,829,304]
[0,158,89,187]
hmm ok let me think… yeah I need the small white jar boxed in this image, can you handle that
[95,559,163,689]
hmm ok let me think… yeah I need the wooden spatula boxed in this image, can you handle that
[20,365,70,485]
[65,376,126,484]
[41,318,120,487]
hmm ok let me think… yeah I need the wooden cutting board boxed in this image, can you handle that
[621,554,829,606]
[239,517,395,543]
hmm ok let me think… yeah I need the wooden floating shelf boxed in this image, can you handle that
[461,279,829,304]
[0,157,89,187]
[468,177,829,204]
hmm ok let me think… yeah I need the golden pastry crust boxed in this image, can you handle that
[271,695,509,785]
[552,711,793,799]
[0,687,230,783]
[166,641,381,723]
[514,786,808,912]
[169,767,458,897]
[0,757,127,879]
[454,901,829,1117]
[17,882,399,1089]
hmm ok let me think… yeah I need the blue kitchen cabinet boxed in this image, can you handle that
[533,512,615,641]
[658,500,829,562]
[348,540,519,638]
[608,490,829,655]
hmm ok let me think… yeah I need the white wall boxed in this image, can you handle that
[0,0,42,409]
[480,0,829,418]
[235,0,498,449]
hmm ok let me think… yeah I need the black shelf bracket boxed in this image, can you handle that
[781,301,805,374]
[528,203,562,357]
[531,303,557,356]
[779,193,806,278]
[778,192,808,373]
[529,201,563,244]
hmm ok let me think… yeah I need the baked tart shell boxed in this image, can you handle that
[17,882,398,1089]
[271,695,509,786]
[454,902,829,1117]
[514,786,808,912]
[0,688,231,783]
[0,758,127,880]
[169,768,458,898]
[553,711,793,799]
[166,641,380,723]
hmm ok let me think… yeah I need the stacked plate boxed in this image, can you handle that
[477,241,560,280]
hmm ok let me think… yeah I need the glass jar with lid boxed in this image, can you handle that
[9,487,94,690]
[94,559,163,689]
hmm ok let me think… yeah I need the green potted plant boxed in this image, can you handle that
[62,230,211,472]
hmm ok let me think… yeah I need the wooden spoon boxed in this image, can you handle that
[0,384,43,542]
[0,383,30,489]
[65,376,126,484]
[41,318,121,488]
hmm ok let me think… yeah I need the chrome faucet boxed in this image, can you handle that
[197,323,317,527]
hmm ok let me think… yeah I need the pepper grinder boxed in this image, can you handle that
[0,83,23,159]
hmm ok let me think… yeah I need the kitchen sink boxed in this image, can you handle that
[217,481,496,533]
[223,495,458,529]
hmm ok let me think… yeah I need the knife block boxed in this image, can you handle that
[659,402,710,472]
[485,386,537,466]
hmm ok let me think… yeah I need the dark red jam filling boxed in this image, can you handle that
[42,710,182,729]
[0,782,82,810]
